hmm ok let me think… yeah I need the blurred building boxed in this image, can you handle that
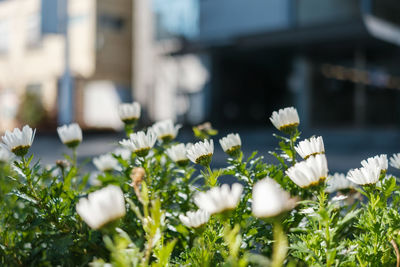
[0,0,132,131]
[2,0,400,132]
[192,0,400,129]
[132,0,208,124]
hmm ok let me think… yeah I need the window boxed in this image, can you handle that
[0,19,9,53]
[98,14,125,32]
[26,13,41,47]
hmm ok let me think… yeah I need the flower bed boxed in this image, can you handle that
[0,105,400,266]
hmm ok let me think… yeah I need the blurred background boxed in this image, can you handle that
[1,0,400,173]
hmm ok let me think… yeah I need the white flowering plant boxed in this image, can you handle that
[1,107,400,266]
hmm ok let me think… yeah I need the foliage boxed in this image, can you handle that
[1,122,400,267]
[16,90,46,127]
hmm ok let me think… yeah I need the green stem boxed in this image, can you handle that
[317,186,326,231]
[289,131,297,166]
[204,165,218,187]
[124,124,135,137]
[271,221,288,267]
[72,147,77,168]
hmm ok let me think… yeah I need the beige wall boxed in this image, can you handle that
[0,0,64,130]
[0,0,133,131]
[69,0,96,78]
[94,0,132,86]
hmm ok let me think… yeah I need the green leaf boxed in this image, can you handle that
[8,189,37,204]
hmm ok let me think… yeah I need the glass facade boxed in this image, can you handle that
[152,0,199,40]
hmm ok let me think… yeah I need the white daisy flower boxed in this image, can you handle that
[346,164,381,185]
[331,195,348,202]
[361,154,388,172]
[1,125,35,157]
[119,130,157,157]
[286,154,329,188]
[252,177,296,218]
[57,123,82,148]
[166,143,191,166]
[179,210,210,228]
[390,153,400,169]
[219,133,242,157]
[0,145,13,163]
[118,102,141,124]
[269,107,300,133]
[300,207,315,215]
[113,147,131,161]
[187,139,214,166]
[93,154,120,172]
[88,172,102,186]
[76,185,126,229]
[150,119,181,142]
[194,183,243,215]
[295,136,325,159]
[326,173,356,193]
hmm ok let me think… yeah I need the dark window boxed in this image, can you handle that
[98,14,125,31]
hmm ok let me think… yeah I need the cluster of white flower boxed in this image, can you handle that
[57,123,82,148]
[93,154,121,172]
[187,139,214,166]
[76,185,126,229]
[270,107,299,133]
[252,177,296,218]
[166,143,192,166]
[1,125,35,157]
[326,173,356,193]
[7,104,400,235]
[346,154,388,185]
[120,130,157,157]
[177,174,302,229]
[150,119,182,142]
[286,154,329,188]
[118,102,141,125]
[194,183,243,215]
[295,136,325,159]
[219,133,241,157]
[0,145,13,163]
[390,153,400,169]
[270,107,396,190]
[179,210,210,228]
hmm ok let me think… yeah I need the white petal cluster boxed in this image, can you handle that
[179,210,210,228]
[390,153,400,169]
[194,183,243,215]
[347,161,381,185]
[219,133,241,153]
[361,154,388,172]
[57,123,82,147]
[286,154,328,188]
[295,136,325,159]
[166,143,191,163]
[300,207,315,215]
[1,125,35,156]
[118,102,141,123]
[150,119,181,141]
[252,177,296,218]
[76,185,126,229]
[0,145,13,163]
[269,107,300,131]
[119,130,157,156]
[93,154,120,172]
[326,173,356,193]
[113,147,131,161]
[187,139,214,165]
